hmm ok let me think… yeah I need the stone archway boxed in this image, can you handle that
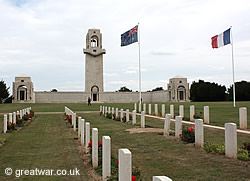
[91,85,99,101]
[17,85,28,101]
[177,85,186,101]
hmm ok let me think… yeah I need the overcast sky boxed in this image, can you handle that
[1,0,250,93]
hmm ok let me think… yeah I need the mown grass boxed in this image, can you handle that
[0,114,88,180]
[80,112,250,180]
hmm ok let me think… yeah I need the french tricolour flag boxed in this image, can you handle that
[211,28,231,48]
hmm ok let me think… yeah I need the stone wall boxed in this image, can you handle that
[35,92,89,103]
[34,91,170,103]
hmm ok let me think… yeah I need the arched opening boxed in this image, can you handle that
[177,85,186,101]
[91,85,99,101]
[17,85,28,101]
[90,36,98,47]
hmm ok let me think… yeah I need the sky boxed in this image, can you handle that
[1,0,250,93]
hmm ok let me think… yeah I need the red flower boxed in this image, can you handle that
[188,126,195,132]
[116,160,119,165]
[88,141,92,148]
[98,142,102,147]
[136,166,139,169]
[132,175,136,181]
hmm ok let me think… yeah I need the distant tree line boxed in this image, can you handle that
[190,80,250,102]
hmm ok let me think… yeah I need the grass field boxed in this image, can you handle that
[0,102,249,180]
[80,112,250,180]
[0,114,88,180]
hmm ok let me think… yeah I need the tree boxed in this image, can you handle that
[228,81,250,101]
[118,86,132,92]
[0,80,10,104]
[51,89,58,92]
[152,87,164,91]
[190,80,226,102]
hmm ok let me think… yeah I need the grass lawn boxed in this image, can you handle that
[80,112,250,180]
[0,114,88,180]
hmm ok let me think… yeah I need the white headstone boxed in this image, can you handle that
[239,107,247,129]
[85,122,90,153]
[100,106,102,113]
[92,128,98,168]
[179,105,184,118]
[155,104,158,116]
[132,110,136,125]
[195,119,204,147]
[20,110,22,119]
[162,104,165,117]
[112,107,114,117]
[141,111,145,128]
[115,108,119,119]
[190,105,195,121]
[143,103,146,113]
[4,114,7,133]
[139,103,141,113]
[204,106,209,124]
[13,112,16,124]
[134,103,137,113]
[17,111,20,118]
[175,116,182,138]
[119,148,132,181]
[153,176,172,181]
[102,136,111,181]
[81,119,85,145]
[225,123,237,159]
[164,114,171,136]
[103,106,105,115]
[108,107,111,114]
[105,106,108,116]
[126,109,129,122]
[120,109,124,122]
[78,117,82,138]
[170,105,174,119]
[73,113,76,131]
[149,104,152,115]
[9,113,13,124]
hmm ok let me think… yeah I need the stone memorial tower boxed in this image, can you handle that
[83,29,106,102]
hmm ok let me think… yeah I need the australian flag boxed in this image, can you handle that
[121,25,138,46]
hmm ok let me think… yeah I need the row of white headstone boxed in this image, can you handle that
[65,106,77,131]
[101,105,242,160]
[100,106,138,125]
[69,106,172,181]
[163,114,239,159]
[3,107,32,133]
[104,103,247,129]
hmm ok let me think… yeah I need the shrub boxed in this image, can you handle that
[181,126,195,143]
[203,142,225,154]
[107,113,112,119]
[7,122,16,131]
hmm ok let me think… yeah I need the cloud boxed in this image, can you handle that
[151,51,176,56]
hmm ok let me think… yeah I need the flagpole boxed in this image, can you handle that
[230,26,236,107]
[138,22,142,105]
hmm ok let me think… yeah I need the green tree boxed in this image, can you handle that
[228,81,250,101]
[190,80,226,102]
[0,80,10,103]
[118,86,132,92]
[152,87,164,91]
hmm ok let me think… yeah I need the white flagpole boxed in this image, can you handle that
[138,22,142,104]
[230,26,236,107]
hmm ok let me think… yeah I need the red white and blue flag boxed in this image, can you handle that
[211,28,231,48]
[121,25,138,46]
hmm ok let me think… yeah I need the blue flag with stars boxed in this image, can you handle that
[121,25,138,46]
